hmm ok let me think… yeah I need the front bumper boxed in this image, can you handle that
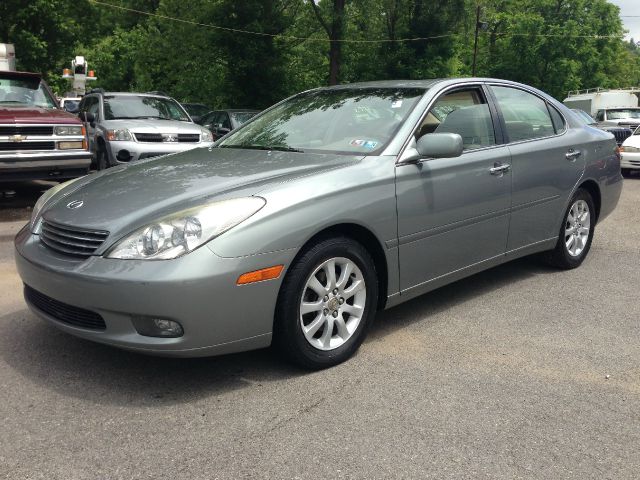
[621,151,640,170]
[14,226,296,357]
[0,150,92,181]
[106,141,214,164]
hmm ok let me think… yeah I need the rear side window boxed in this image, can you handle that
[548,104,566,134]
[491,86,555,142]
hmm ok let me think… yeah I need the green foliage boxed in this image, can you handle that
[1,0,637,104]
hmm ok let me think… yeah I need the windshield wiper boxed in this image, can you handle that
[219,144,304,153]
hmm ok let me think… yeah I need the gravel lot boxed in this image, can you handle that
[0,178,638,479]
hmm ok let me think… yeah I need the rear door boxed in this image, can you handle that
[395,84,512,291]
[489,84,585,252]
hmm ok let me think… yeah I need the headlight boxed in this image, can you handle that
[54,125,83,136]
[30,176,85,233]
[200,128,213,142]
[107,197,266,260]
[621,146,640,153]
[106,129,132,141]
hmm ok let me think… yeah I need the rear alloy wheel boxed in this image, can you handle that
[544,188,595,269]
[274,237,378,369]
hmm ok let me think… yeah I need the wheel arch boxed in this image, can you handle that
[291,223,390,311]
[578,179,601,223]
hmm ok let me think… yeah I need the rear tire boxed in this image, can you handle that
[544,188,595,269]
[621,168,631,177]
[274,236,378,369]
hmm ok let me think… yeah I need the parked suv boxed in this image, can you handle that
[0,70,91,181]
[78,91,214,169]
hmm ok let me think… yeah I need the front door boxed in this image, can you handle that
[396,85,512,292]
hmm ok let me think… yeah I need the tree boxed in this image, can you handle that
[309,0,348,85]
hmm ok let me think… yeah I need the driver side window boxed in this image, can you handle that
[417,88,496,151]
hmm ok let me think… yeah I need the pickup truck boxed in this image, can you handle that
[0,70,91,181]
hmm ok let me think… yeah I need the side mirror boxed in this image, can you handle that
[80,111,95,124]
[416,133,463,158]
[216,127,231,135]
[64,104,79,114]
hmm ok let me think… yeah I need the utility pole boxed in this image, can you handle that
[472,5,481,76]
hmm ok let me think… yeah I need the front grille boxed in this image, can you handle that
[611,129,633,145]
[134,133,163,142]
[0,141,55,151]
[134,133,200,143]
[0,126,54,136]
[40,221,109,258]
[177,134,200,142]
[24,285,106,330]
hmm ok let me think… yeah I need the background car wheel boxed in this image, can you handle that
[274,236,378,369]
[97,145,110,170]
[544,188,595,269]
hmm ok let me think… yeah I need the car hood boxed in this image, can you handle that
[41,147,361,240]
[101,119,202,133]
[0,105,81,124]
[622,134,640,147]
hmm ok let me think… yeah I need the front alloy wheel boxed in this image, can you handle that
[274,236,378,369]
[299,257,367,351]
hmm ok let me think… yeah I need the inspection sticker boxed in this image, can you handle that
[363,141,378,149]
[350,139,366,146]
[391,100,403,108]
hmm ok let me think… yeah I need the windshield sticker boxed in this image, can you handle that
[350,139,379,149]
[391,100,403,109]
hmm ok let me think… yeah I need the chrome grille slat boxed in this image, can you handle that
[0,141,55,151]
[40,221,109,258]
[0,126,54,135]
[42,222,108,242]
[40,228,104,249]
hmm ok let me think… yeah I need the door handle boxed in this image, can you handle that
[566,149,581,161]
[489,163,511,175]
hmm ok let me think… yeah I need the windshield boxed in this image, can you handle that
[184,104,210,117]
[218,87,426,155]
[0,76,57,108]
[230,111,257,126]
[607,109,640,120]
[104,95,190,121]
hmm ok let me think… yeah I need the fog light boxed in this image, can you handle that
[132,316,184,337]
[117,149,132,161]
[58,141,84,150]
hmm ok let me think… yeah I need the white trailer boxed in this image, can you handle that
[0,43,16,71]
[563,88,640,116]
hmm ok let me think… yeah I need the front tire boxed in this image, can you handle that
[97,144,110,170]
[544,188,595,269]
[274,236,378,369]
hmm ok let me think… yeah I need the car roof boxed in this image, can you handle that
[89,92,172,99]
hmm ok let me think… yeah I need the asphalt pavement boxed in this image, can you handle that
[0,178,638,479]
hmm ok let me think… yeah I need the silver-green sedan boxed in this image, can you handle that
[15,78,623,369]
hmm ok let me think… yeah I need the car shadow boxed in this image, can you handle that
[0,255,557,407]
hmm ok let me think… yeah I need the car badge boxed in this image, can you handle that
[9,134,26,142]
[162,133,178,142]
[66,200,84,209]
